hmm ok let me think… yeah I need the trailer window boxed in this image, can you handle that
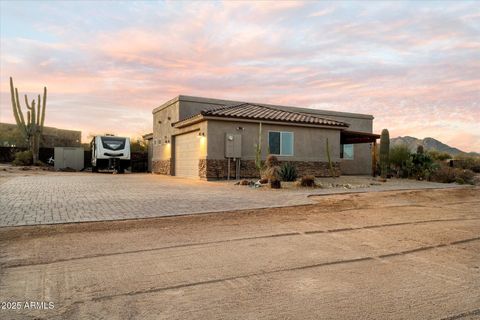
[101,137,126,150]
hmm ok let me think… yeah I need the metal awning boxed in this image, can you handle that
[341,130,380,144]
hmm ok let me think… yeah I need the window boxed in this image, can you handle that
[268,131,294,156]
[341,144,354,160]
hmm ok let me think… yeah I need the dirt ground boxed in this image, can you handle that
[0,188,479,319]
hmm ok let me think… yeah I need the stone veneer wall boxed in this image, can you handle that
[199,159,340,180]
[153,159,172,175]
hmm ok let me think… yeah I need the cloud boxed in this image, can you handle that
[0,1,479,151]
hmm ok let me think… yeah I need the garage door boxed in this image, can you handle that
[174,132,200,178]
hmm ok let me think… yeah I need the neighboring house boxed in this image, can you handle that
[151,95,379,179]
[0,122,82,148]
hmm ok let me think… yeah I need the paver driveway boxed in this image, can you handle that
[0,172,460,227]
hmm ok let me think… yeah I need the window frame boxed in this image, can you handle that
[268,130,294,156]
[340,143,354,160]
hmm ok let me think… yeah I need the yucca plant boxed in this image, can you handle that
[279,162,297,181]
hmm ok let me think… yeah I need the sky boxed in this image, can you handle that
[0,1,479,151]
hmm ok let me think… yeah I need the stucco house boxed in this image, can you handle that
[150,95,379,179]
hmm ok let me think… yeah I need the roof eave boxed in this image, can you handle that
[174,115,349,129]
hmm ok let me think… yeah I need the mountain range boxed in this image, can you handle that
[390,136,479,157]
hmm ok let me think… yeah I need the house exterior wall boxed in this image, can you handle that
[202,120,341,179]
[151,95,374,178]
[309,113,373,175]
[151,100,179,174]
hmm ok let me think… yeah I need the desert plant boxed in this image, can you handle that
[379,129,390,178]
[430,166,456,183]
[411,152,436,180]
[10,77,47,165]
[454,154,480,173]
[262,166,280,181]
[300,175,315,187]
[416,145,424,154]
[454,169,475,185]
[326,137,335,177]
[270,179,281,189]
[390,144,411,177]
[265,154,279,167]
[254,122,264,176]
[428,150,452,161]
[262,155,282,188]
[279,162,297,181]
[12,150,33,166]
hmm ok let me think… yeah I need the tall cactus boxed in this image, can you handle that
[326,137,335,177]
[9,77,47,164]
[416,145,424,154]
[379,129,390,178]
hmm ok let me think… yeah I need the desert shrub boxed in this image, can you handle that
[455,169,475,185]
[12,150,33,166]
[300,175,315,187]
[454,154,480,173]
[263,166,280,181]
[390,144,411,177]
[265,154,279,167]
[428,150,452,161]
[430,166,456,183]
[279,162,297,181]
[411,152,436,180]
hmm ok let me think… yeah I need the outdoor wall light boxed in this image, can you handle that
[236,126,245,131]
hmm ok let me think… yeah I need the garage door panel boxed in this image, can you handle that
[175,132,200,178]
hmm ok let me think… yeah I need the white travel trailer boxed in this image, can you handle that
[91,135,131,173]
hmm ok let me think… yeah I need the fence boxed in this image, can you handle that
[0,147,148,172]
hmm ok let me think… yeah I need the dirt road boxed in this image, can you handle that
[0,188,479,319]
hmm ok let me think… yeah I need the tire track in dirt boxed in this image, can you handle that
[86,236,480,303]
[2,218,479,269]
[440,308,480,320]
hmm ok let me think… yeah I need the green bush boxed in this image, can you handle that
[279,162,297,181]
[12,150,33,166]
[390,144,411,177]
[428,150,452,161]
[454,154,480,173]
[411,152,436,180]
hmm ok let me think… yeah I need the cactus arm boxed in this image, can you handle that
[25,94,32,110]
[36,94,41,126]
[15,88,26,127]
[326,138,335,177]
[40,86,47,130]
[10,77,22,127]
[31,100,36,133]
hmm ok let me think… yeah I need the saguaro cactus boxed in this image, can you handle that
[379,129,390,178]
[10,77,47,164]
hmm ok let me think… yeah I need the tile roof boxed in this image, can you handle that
[175,103,349,128]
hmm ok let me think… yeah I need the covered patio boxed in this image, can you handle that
[341,130,380,176]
